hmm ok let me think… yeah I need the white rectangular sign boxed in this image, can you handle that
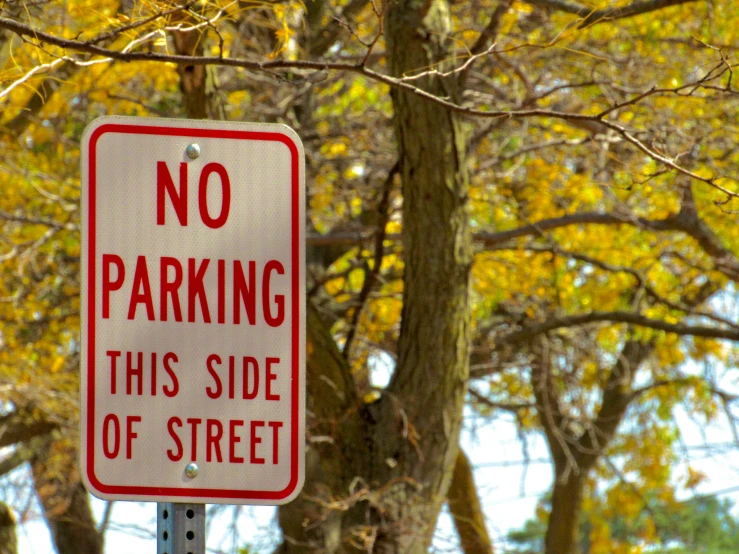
[80,116,305,504]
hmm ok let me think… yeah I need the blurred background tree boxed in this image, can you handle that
[1,0,739,553]
[510,494,739,553]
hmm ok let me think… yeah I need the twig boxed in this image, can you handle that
[342,162,399,359]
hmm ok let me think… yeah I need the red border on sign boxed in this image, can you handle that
[86,123,301,501]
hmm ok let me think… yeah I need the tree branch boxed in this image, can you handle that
[522,0,698,28]
[0,410,59,449]
[470,0,513,56]
[31,439,103,554]
[0,433,52,477]
[628,376,699,402]
[1,14,735,199]
[458,0,512,89]
[342,161,398,360]
[310,206,739,285]
[306,212,665,248]
[469,389,535,413]
[512,244,739,330]
[576,340,650,469]
[308,0,370,58]
[499,310,739,346]
[306,303,358,421]
[448,448,495,554]
[476,211,676,246]
[530,338,578,476]
[1,2,191,135]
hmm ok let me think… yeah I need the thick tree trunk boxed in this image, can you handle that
[362,1,471,551]
[31,440,103,554]
[277,0,471,551]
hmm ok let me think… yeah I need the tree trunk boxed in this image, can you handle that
[171,14,218,119]
[0,502,17,554]
[545,474,585,554]
[358,0,471,550]
[277,0,471,550]
[448,449,494,554]
[31,440,103,554]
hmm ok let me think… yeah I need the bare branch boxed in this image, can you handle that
[342,161,398,359]
[470,0,513,56]
[522,0,698,28]
[469,389,535,413]
[499,311,739,346]
[0,14,735,198]
[0,410,59,449]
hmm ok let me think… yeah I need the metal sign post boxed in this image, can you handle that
[157,502,205,554]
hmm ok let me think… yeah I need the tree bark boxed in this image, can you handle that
[277,0,472,550]
[360,0,472,550]
[0,501,17,554]
[448,449,494,554]
[31,440,103,554]
[546,474,585,554]
[171,14,218,119]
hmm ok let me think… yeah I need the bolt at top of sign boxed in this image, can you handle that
[186,143,200,159]
[79,116,305,505]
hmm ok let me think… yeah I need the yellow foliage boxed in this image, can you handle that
[685,466,708,490]
[589,518,612,554]
[690,337,725,361]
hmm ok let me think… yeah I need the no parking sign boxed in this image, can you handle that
[80,117,305,505]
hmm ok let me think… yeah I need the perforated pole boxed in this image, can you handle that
[157,503,205,554]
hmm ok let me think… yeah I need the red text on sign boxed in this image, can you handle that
[205,354,281,401]
[105,350,180,397]
[102,414,141,459]
[166,416,283,465]
[157,161,231,229]
[101,254,285,326]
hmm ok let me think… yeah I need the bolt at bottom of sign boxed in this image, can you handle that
[185,463,199,478]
